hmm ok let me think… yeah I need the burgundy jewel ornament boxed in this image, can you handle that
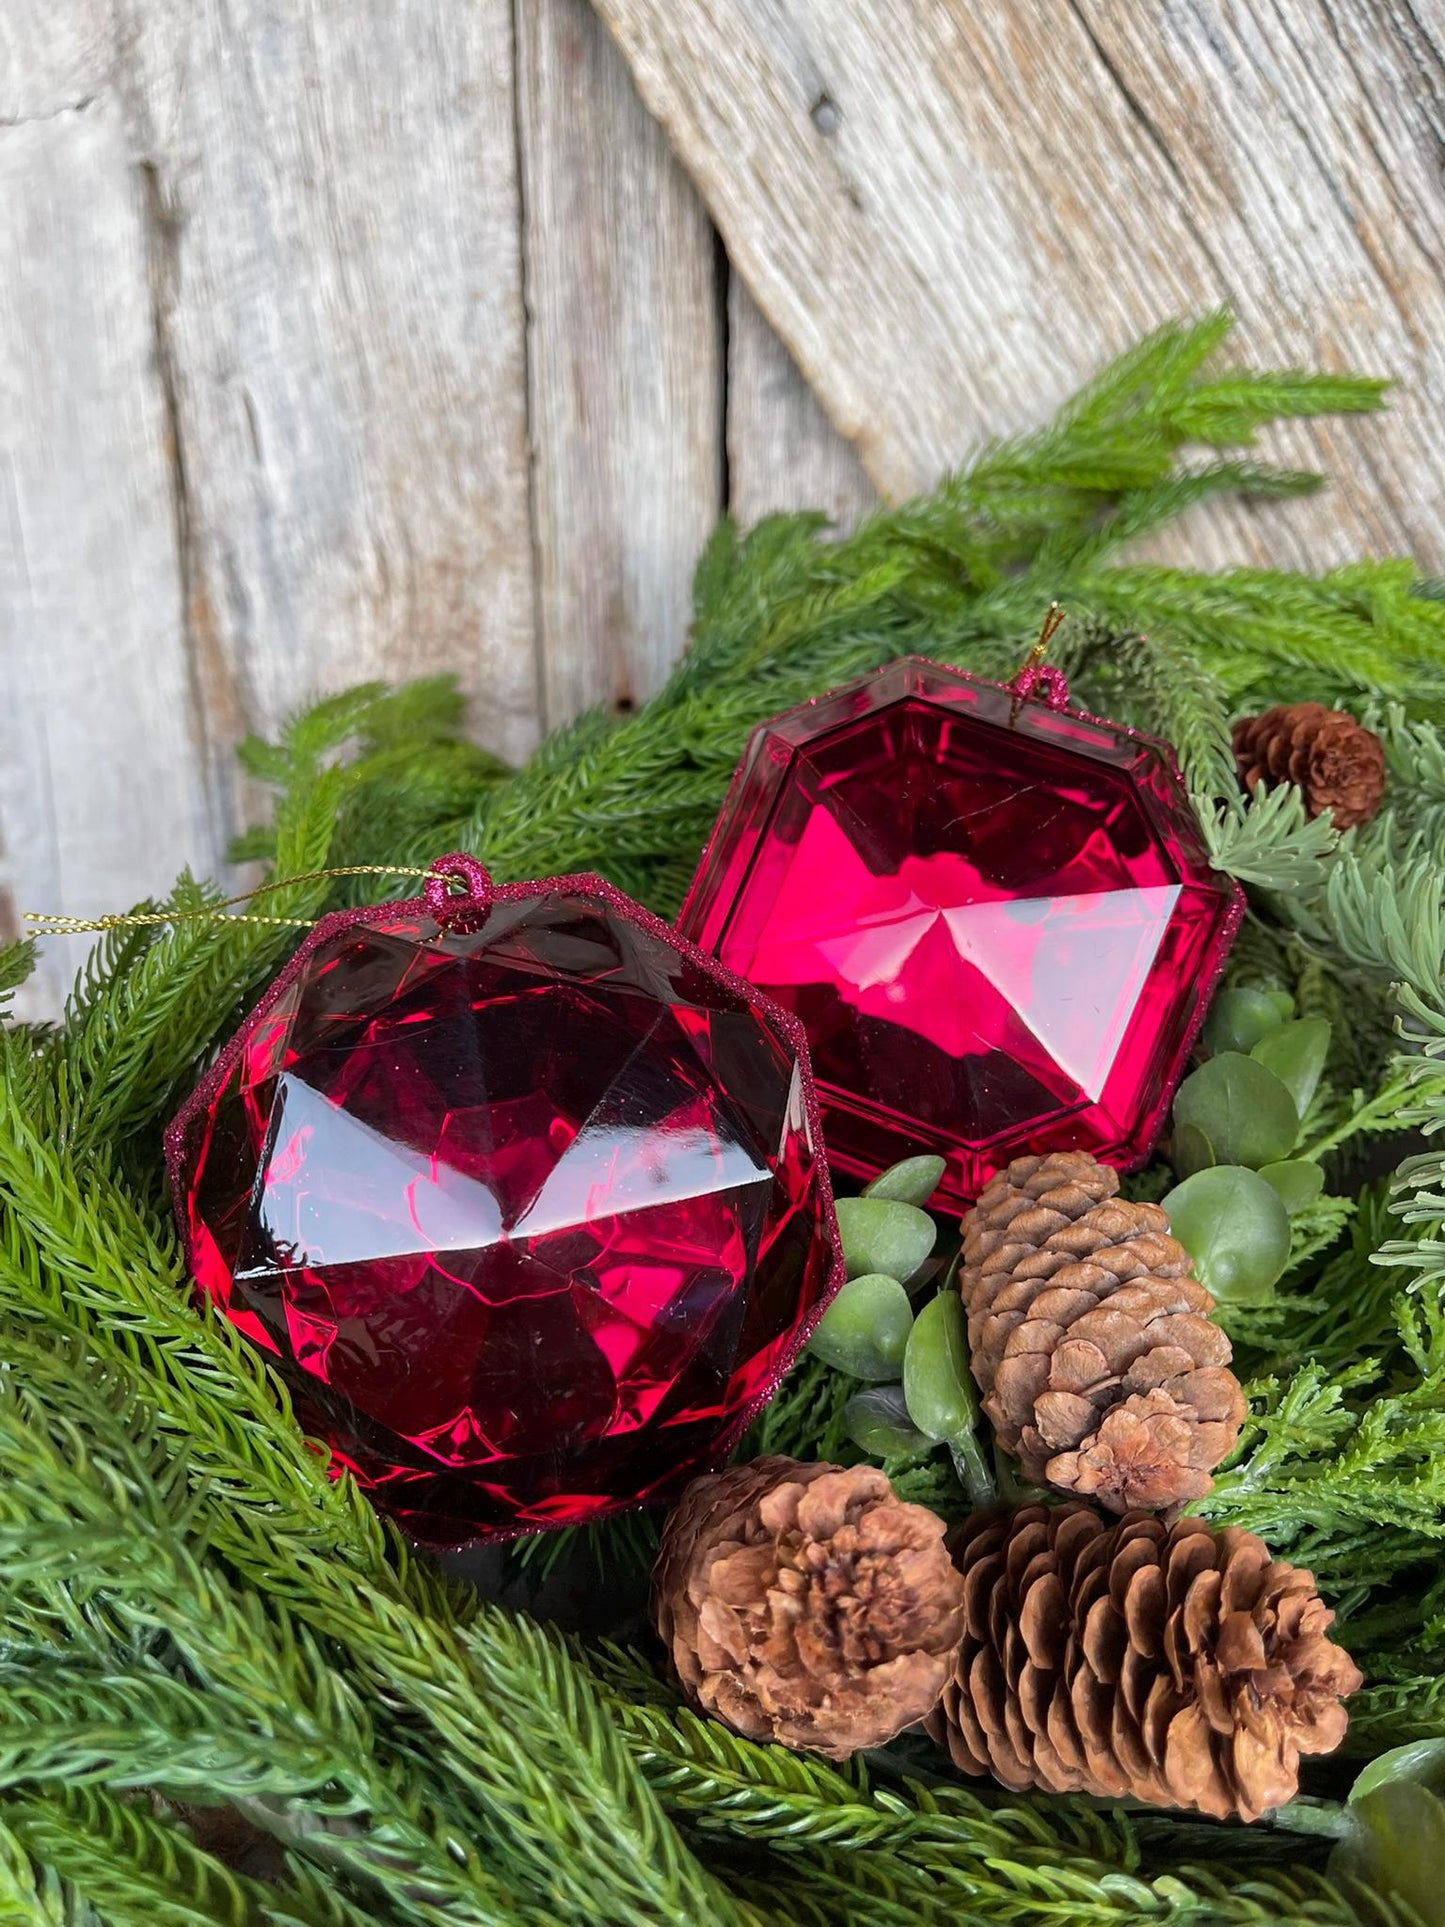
[678,659,1242,1209]
[167,854,842,1544]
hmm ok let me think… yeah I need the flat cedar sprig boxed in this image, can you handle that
[1,314,1444,1922]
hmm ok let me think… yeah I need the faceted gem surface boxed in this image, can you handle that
[169,885,839,1542]
[679,659,1241,1208]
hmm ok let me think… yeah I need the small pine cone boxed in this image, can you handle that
[960,1153,1245,1512]
[927,1502,1363,1822]
[652,1456,966,1759]
[1232,702,1385,829]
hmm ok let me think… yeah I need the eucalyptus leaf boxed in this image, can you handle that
[863,1154,947,1206]
[1350,1739,1445,1805]
[1251,1017,1332,1122]
[1171,1051,1299,1173]
[1329,1782,1445,1925]
[903,1291,979,1441]
[1170,1120,1218,1179]
[1258,1158,1326,1217]
[807,1274,914,1380]
[833,1196,937,1284]
[1203,986,1294,1056]
[1161,1164,1292,1306]
[843,1384,933,1459]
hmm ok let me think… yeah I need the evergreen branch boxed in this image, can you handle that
[744,1354,854,1463]
[1201,1299,1445,1585]
[1198,786,1341,890]
[1039,615,1238,797]
[0,1784,353,1927]
[587,1649,1382,1924]
[0,1337,538,1927]
[0,1656,358,1803]
[0,1156,744,1927]
[0,944,35,1018]
[0,1816,76,1927]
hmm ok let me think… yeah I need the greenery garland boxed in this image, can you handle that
[3,314,1445,1921]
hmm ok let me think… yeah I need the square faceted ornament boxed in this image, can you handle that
[679,659,1242,1208]
[167,858,841,1544]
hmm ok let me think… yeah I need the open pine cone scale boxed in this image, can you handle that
[961,1154,1246,1512]
[653,1456,967,1759]
[930,1503,1362,1821]
[1232,701,1385,828]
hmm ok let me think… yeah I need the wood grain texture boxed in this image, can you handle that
[120,0,542,814]
[0,0,110,122]
[517,0,722,725]
[0,97,218,1018]
[727,276,875,530]
[592,0,1445,569]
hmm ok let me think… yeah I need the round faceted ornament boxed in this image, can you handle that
[678,659,1242,1209]
[166,856,842,1544]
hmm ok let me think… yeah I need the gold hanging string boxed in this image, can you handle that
[25,865,452,938]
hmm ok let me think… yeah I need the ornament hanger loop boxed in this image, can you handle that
[1008,604,1071,718]
[1009,661,1071,711]
[423,852,494,919]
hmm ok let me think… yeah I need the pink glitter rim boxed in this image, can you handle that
[678,654,1246,1201]
[163,854,848,1540]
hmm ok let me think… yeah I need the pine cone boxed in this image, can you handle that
[960,1153,1245,1512]
[927,1502,1362,1821]
[1232,702,1385,829]
[652,1456,966,1758]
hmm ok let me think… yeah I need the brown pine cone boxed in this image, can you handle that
[1232,702,1385,829]
[927,1502,1362,1822]
[960,1153,1245,1512]
[651,1456,966,1758]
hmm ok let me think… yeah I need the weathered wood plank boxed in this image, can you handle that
[727,276,875,531]
[0,0,110,122]
[517,0,723,725]
[121,0,542,822]
[592,0,1445,569]
[0,98,219,1018]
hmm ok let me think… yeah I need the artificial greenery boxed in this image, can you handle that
[3,314,1445,1921]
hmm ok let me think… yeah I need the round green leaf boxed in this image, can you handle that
[807,1274,914,1380]
[1258,1158,1325,1217]
[1171,1051,1299,1172]
[863,1154,947,1207]
[833,1196,937,1284]
[903,1291,979,1441]
[1203,987,1293,1056]
[843,1384,933,1460]
[1170,1119,1218,1179]
[1251,1017,1332,1123]
[1161,1164,1292,1306]
[1351,1739,1445,1806]
[1330,1782,1445,1925]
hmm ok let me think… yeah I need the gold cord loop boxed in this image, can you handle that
[24,865,452,937]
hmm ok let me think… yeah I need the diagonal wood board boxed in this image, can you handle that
[591,0,1445,571]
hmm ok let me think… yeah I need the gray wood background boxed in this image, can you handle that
[5,0,1445,1017]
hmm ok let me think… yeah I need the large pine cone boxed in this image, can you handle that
[652,1456,966,1758]
[1233,702,1385,829]
[927,1502,1362,1821]
[960,1153,1245,1512]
